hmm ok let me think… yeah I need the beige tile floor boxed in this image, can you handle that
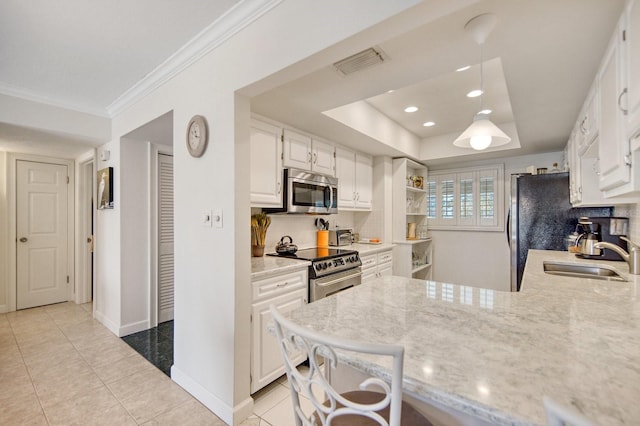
[0,302,309,426]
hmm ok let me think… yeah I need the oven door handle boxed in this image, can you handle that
[315,270,362,287]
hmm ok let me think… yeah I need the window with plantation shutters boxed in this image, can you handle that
[441,179,455,219]
[426,165,503,231]
[426,180,437,219]
[458,173,474,226]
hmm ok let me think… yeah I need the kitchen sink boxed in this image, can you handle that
[543,261,627,282]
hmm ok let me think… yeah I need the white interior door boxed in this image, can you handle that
[158,154,174,323]
[17,160,69,309]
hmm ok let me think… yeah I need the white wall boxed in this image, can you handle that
[94,140,121,333]
[356,156,393,243]
[0,151,7,312]
[0,93,110,142]
[430,151,564,291]
[99,2,424,424]
[119,139,150,334]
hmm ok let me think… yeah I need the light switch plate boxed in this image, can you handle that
[202,210,212,227]
[213,209,223,228]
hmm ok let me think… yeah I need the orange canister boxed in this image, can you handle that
[317,230,329,248]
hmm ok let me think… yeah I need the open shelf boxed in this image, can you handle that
[406,186,426,193]
[411,263,432,274]
[393,157,432,280]
[393,238,432,245]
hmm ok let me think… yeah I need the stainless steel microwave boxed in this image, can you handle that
[265,168,338,214]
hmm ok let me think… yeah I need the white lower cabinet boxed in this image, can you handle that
[251,269,307,393]
[360,249,393,284]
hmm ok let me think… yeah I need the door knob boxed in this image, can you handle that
[19,237,28,242]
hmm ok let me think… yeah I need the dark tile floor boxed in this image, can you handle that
[122,320,173,377]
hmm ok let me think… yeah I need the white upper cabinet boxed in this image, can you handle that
[599,0,640,197]
[568,130,582,204]
[626,0,640,134]
[335,146,372,210]
[311,138,336,176]
[598,17,629,191]
[250,119,283,207]
[282,129,312,170]
[355,152,373,209]
[282,130,335,176]
[336,146,356,208]
[577,84,599,155]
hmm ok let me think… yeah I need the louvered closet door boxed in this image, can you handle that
[158,154,174,323]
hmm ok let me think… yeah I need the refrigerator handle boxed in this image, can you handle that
[506,209,510,247]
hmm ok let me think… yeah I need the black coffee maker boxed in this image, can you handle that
[575,216,629,261]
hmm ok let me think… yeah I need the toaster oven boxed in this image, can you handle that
[329,229,353,247]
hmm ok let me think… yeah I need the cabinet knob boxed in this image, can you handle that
[19,237,28,243]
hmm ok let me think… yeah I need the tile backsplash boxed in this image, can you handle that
[614,202,639,241]
[253,210,356,253]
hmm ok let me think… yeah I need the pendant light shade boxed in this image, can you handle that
[453,113,511,150]
[454,13,511,151]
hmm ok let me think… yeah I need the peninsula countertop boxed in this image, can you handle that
[283,249,640,425]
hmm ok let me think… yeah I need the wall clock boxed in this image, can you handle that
[186,115,208,157]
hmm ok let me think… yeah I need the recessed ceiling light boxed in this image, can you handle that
[456,65,471,72]
[387,89,395,93]
[466,89,483,98]
[423,121,435,127]
[479,109,492,114]
[404,106,419,113]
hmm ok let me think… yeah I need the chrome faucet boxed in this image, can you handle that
[594,237,640,275]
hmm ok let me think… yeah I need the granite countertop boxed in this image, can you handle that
[250,255,310,280]
[284,249,640,425]
[348,242,395,255]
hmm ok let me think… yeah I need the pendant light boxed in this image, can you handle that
[454,13,511,151]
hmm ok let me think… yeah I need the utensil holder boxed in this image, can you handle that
[252,245,265,257]
[317,230,329,248]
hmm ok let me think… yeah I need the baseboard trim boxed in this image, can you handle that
[232,396,254,426]
[119,319,150,337]
[171,365,253,425]
[94,310,120,336]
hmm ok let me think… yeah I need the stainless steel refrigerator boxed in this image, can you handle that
[508,173,613,291]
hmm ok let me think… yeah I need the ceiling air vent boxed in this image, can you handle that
[333,47,385,76]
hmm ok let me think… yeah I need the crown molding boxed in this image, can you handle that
[0,82,110,118]
[107,0,283,117]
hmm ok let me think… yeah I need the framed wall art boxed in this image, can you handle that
[97,167,114,209]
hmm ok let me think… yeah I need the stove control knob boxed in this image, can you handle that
[315,264,321,271]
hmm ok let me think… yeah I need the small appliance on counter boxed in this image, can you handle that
[574,216,629,261]
[275,235,298,255]
[329,229,353,247]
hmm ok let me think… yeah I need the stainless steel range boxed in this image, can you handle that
[269,247,362,302]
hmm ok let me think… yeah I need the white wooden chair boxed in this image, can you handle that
[270,305,432,426]
[543,396,599,426]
